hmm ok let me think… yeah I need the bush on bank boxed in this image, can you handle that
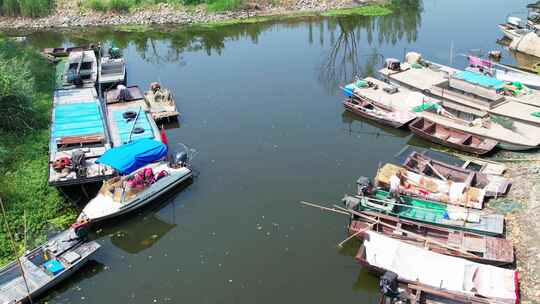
[0,38,76,266]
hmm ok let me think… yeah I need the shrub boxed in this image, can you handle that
[0,0,52,17]
[108,0,133,12]
[206,0,244,11]
[86,0,108,12]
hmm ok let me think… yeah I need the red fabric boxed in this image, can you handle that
[160,127,168,146]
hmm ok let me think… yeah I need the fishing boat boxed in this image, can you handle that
[402,151,511,197]
[105,86,161,147]
[395,145,507,176]
[348,216,514,266]
[375,163,486,209]
[98,47,126,88]
[465,55,540,90]
[61,50,98,88]
[43,44,96,58]
[77,139,193,223]
[49,88,114,187]
[0,229,100,303]
[409,117,498,155]
[143,83,180,122]
[498,16,530,40]
[343,178,504,237]
[356,231,518,304]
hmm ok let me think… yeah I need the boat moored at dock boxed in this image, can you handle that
[0,229,100,303]
[49,88,114,187]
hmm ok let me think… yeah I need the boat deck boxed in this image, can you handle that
[49,88,114,186]
[106,99,161,147]
[379,64,455,91]
[352,77,427,112]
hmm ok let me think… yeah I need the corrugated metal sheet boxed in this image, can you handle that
[112,108,154,144]
[52,102,104,138]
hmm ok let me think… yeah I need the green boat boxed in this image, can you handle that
[342,189,504,237]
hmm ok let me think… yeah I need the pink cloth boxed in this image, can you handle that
[468,56,492,68]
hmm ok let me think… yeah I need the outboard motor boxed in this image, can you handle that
[342,194,361,210]
[171,151,189,168]
[357,176,373,196]
[380,271,399,298]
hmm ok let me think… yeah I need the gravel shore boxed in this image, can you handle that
[0,0,372,29]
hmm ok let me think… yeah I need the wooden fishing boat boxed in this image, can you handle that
[43,44,96,58]
[348,215,514,266]
[77,139,193,223]
[409,117,498,155]
[98,56,126,87]
[342,97,416,129]
[355,232,518,304]
[0,229,100,303]
[402,151,511,197]
[394,145,507,177]
[105,85,145,104]
[497,23,530,41]
[375,163,486,209]
[342,189,504,237]
[144,83,180,122]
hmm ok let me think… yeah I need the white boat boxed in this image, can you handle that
[98,49,126,87]
[62,50,98,88]
[77,139,193,223]
[0,229,100,303]
[498,16,531,40]
[465,55,540,90]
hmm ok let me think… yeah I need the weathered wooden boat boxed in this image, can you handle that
[355,231,518,304]
[77,139,193,223]
[409,117,498,155]
[49,88,114,187]
[43,44,96,58]
[343,183,504,237]
[375,163,485,209]
[105,85,144,104]
[395,145,507,177]
[0,229,100,303]
[348,215,514,266]
[62,50,98,88]
[144,83,180,122]
[402,151,511,197]
[342,97,416,129]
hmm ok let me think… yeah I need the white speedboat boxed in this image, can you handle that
[77,139,193,223]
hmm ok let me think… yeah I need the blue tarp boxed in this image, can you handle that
[453,71,505,89]
[52,102,104,138]
[112,108,154,144]
[44,260,65,275]
[96,139,167,175]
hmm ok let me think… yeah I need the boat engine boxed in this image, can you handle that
[342,194,361,210]
[380,271,399,298]
[385,58,401,71]
[71,150,87,177]
[170,150,189,168]
[357,176,373,196]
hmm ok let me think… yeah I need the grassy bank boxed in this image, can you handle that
[84,0,245,13]
[0,38,76,266]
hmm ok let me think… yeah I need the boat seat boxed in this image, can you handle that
[458,135,473,145]
[421,122,436,133]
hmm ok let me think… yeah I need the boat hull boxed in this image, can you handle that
[343,100,415,129]
[85,170,193,223]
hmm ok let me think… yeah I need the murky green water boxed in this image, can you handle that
[11,0,534,302]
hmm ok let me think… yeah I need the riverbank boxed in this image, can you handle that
[0,38,77,266]
[0,0,388,29]
[493,152,540,303]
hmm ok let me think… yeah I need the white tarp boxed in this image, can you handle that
[363,231,516,301]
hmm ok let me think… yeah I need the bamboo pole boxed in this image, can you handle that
[299,201,350,215]
[338,223,375,247]
[0,198,33,304]
[332,205,480,259]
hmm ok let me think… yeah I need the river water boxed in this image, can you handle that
[16,0,533,302]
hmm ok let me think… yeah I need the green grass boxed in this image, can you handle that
[322,5,393,17]
[0,38,77,266]
[205,0,243,12]
[0,0,53,17]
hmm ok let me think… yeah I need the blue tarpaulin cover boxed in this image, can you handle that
[453,71,505,89]
[52,102,104,138]
[96,139,167,174]
[44,260,65,275]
